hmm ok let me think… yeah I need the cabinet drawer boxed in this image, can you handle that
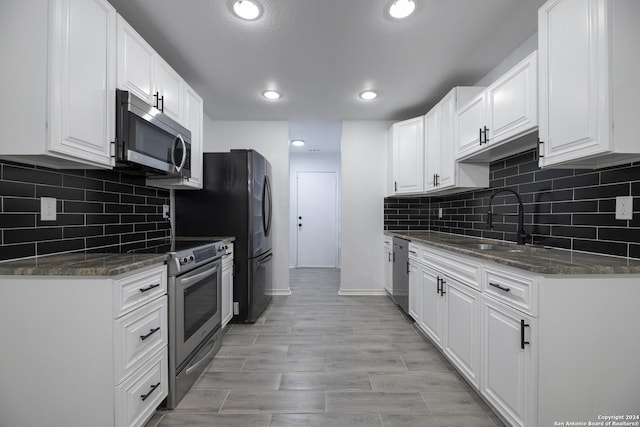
[113,265,167,317]
[420,245,481,290]
[115,348,168,427]
[408,243,420,260]
[483,266,537,316]
[114,296,168,384]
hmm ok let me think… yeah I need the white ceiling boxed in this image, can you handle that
[107,0,545,153]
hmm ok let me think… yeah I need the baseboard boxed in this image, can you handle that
[338,288,387,296]
[267,289,292,296]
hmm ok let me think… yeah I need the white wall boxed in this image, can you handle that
[289,152,342,267]
[339,120,393,295]
[203,117,291,295]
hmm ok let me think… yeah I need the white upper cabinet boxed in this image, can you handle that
[538,0,640,169]
[457,52,538,162]
[154,57,184,124]
[488,52,538,147]
[392,116,425,194]
[0,0,116,169]
[117,15,185,125]
[117,15,204,189]
[456,92,488,159]
[424,87,488,194]
[116,16,155,105]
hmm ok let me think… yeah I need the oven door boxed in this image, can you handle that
[174,258,221,367]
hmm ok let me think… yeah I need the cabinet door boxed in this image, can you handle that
[117,15,155,105]
[392,117,424,194]
[444,279,480,388]
[481,297,537,427]
[456,92,487,159]
[423,106,441,192]
[538,0,607,166]
[408,261,421,322]
[488,51,537,144]
[438,90,456,189]
[155,58,184,123]
[183,84,203,188]
[420,265,444,347]
[221,257,233,329]
[383,239,393,294]
[48,0,116,167]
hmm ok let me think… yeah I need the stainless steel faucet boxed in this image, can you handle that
[486,188,530,245]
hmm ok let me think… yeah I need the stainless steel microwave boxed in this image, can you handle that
[115,89,191,178]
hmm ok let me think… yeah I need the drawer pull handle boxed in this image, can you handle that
[139,283,160,293]
[408,250,417,255]
[140,382,161,402]
[489,282,511,293]
[140,327,160,341]
[520,319,530,350]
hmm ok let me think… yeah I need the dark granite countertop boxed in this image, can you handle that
[386,231,640,275]
[0,253,167,276]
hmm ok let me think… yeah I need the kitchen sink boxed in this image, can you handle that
[459,243,519,252]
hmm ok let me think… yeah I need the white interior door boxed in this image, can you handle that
[296,171,338,267]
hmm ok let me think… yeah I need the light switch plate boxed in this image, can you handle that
[41,197,57,221]
[162,204,170,219]
[615,196,633,220]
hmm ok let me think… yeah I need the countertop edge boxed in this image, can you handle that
[385,231,640,275]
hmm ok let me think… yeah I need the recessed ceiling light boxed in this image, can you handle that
[262,90,281,100]
[291,140,305,147]
[359,90,378,101]
[233,0,261,20]
[389,0,416,19]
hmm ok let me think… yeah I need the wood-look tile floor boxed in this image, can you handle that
[149,268,504,427]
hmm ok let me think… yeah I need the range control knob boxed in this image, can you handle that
[189,255,195,262]
[181,256,189,265]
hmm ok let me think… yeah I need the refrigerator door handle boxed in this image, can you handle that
[257,252,273,266]
[262,175,273,237]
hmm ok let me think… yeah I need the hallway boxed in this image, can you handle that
[154,268,503,426]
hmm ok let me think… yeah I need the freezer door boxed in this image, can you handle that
[247,250,273,323]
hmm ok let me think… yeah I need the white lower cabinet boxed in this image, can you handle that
[481,296,536,427]
[410,251,481,388]
[444,279,480,388]
[0,263,168,427]
[405,241,640,427]
[419,264,444,347]
[221,243,235,329]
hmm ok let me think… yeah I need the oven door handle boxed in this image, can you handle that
[179,264,219,288]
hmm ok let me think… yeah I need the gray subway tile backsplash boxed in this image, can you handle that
[0,160,170,261]
[384,148,640,259]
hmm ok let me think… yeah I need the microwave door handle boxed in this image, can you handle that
[172,134,187,172]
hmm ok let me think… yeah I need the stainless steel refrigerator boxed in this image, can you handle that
[175,149,273,323]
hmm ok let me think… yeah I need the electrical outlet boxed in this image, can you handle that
[233,302,240,315]
[438,208,443,219]
[162,204,170,219]
[40,197,57,221]
[615,196,633,220]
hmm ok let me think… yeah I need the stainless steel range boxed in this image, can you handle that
[165,238,227,409]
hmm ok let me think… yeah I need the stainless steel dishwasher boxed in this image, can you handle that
[391,236,409,314]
